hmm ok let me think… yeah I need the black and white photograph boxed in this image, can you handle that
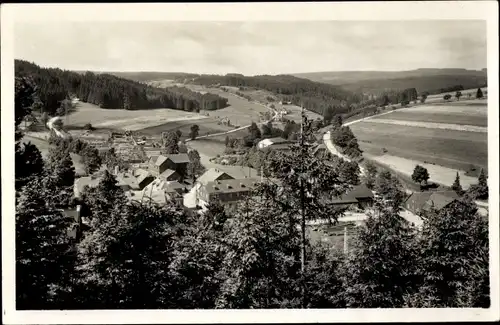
[1,2,499,324]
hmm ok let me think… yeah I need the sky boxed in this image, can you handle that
[14,20,487,75]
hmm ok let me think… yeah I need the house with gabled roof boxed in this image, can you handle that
[404,190,459,216]
[148,153,190,178]
[331,184,375,210]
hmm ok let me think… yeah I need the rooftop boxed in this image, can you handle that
[203,177,261,195]
[196,168,234,186]
[404,190,459,212]
[166,153,190,164]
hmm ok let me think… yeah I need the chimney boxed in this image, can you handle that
[114,165,119,175]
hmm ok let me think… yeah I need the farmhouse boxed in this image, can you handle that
[197,177,261,210]
[148,154,190,177]
[332,184,375,210]
[257,137,297,152]
[184,167,260,210]
[132,169,155,190]
[404,190,459,216]
[142,179,189,206]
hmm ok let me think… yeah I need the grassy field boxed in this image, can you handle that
[138,117,233,140]
[371,103,488,127]
[180,84,272,126]
[352,122,487,171]
[65,102,209,131]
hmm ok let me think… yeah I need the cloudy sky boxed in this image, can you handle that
[14,20,487,75]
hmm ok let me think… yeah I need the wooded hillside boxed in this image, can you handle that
[15,60,229,115]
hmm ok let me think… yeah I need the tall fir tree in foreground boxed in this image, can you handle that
[407,198,489,307]
[76,199,188,308]
[341,204,419,307]
[16,177,76,309]
[263,109,350,307]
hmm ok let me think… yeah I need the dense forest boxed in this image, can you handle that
[14,60,229,116]
[339,74,487,96]
[187,74,364,117]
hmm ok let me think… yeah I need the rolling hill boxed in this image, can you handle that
[293,68,487,95]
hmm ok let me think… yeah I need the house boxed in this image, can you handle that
[404,190,459,216]
[331,184,375,210]
[148,154,190,177]
[132,168,155,190]
[185,167,260,210]
[196,168,235,186]
[158,169,181,182]
[116,172,141,191]
[257,137,293,149]
[142,179,188,206]
[197,177,261,210]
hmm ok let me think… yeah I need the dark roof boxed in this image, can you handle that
[426,191,459,210]
[404,190,459,213]
[166,153,190,164]
[345,184,374,200]
[331,184,374,205]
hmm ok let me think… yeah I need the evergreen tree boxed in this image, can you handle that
[76,201,188,308]
[374,170,405,209]
[214,198,301,308]
[407,198,489,307]
[248,122,262,142]
[162,131,180,154]
[46,146,76,207]
[169,202,228,308]
[15,141,45,191]
[476,88,483,99]
[263,112,350,307]
[16,177,76,309]
[80,170,127,224]
[187,149,205,182]
[363,161,378,190]
[189,124,200,140]
[451,171,464,195]
[342,205,419,307]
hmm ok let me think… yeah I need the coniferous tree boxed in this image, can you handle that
[15,141,45,191]
[46,146,76,207]
[16,177,76,309]
[476,88,484,99]
[342,204,419,307]
[162,131,180,154]
[407,198,489,307]
[76,201,188,308]
[451,171,464,196]
[187,149,205,182]
[80,170,127,224]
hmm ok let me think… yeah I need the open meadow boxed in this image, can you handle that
[65,102,209,131]
[350,99,488,189]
